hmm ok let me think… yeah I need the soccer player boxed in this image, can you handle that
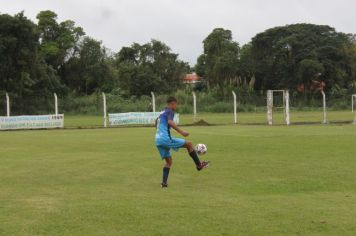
[155,96,210,188]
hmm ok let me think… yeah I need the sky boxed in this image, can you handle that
[1,0,355,65]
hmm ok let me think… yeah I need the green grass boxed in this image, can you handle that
[63,110,356,128]
[1,117,356,235]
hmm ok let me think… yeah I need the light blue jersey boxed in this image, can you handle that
[155,108,174,141]
[155,108,185,159]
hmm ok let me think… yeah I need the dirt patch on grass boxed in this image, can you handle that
[192,119,212,126]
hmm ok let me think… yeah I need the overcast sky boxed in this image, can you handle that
[1,0,355,65]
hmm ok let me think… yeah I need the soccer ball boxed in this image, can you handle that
[195,144,207,155]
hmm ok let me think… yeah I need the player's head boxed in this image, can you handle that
[166,96,178,110]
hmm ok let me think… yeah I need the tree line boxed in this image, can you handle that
[0,10,355,112]
[196,26,356,97]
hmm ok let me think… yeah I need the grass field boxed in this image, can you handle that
[1,113,356,235]
[63,110,356,128]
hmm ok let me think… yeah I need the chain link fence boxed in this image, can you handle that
[0,91,355,128]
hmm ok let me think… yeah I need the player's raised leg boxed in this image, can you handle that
[184,140,210,171]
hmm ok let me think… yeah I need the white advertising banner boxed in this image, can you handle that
[0,114,64,130]
[109,112,179,126]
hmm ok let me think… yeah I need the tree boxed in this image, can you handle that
[37,10,117,95]
[115,40,189,96]
[196,28,240,94]
[297,59,324,85]
[0,12,61,113]
[250,24,355,92]
[61,37,115,94]
[239,43,256,88]
[36,10,85,70]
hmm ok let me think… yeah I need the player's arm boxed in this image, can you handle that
[168,120,189,137]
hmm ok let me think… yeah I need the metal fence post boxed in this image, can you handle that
[151,91,156,112]
[321,91,327,124]
[103,92,107,127]
[232,91,237,124]
[267,90,273,125]
[54,93,58,115]
[6,93,10,117]
[192,91,197,121]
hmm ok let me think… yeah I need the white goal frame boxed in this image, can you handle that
[267,90,290,125]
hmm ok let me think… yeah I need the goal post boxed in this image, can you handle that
[267,90,290,125]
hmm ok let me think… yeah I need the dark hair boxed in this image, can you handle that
[166,96,177,104]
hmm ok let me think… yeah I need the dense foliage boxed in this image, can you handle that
[0,11,355,114]
[0,12,61,112]
[196,28,240,94]
[115,40,189,96]
[250,24,356,92]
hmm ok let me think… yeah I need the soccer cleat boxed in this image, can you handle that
[197,161,210,171]
[161,182,168,188]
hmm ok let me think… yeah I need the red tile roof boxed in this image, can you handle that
[183,73,201,83]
